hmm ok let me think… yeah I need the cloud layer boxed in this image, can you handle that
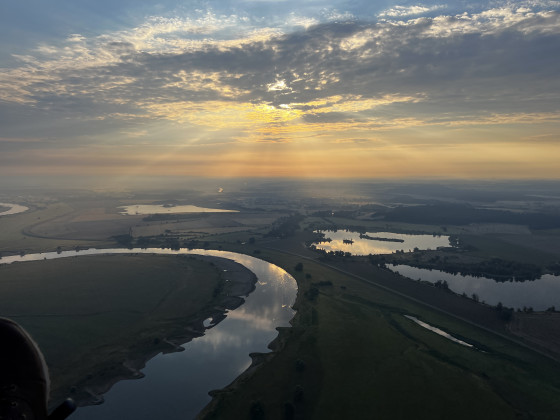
[1,1,559,178]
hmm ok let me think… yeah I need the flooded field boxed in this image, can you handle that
[119,204,237,215]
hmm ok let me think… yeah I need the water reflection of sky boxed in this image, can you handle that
[1,248,296,420]
[0,202,29,216]
[404,315,474,348]
[391,265,560,311]
[314,230,451,255]
[119,204,237,215]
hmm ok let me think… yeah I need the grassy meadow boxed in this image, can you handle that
[0,254,225,408]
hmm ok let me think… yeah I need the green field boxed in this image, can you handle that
[199,243,560,420]
[459,234,559,266]
[0,254,227,408]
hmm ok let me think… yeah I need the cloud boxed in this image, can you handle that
[383,5,560,37]
[266,79,293,92]
[522,133,559,142]
[285,13,319,29]
[330,138,375,144]
[378,4,446,18]
[0,2,558,151]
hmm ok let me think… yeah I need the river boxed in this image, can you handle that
[0,248,297,419]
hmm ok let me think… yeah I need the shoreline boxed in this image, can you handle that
[46,255,258,409]
[196,325,291,419]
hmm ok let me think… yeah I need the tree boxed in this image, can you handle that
[250,401,265,420]
[294,385,304,403]
[304,287,319,301]
[284,402,295,420]
[113,234,133,247]
[499,306,514,321]
[294,262,304,272]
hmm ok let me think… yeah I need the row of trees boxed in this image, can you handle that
[266,213,304,238]
[370,252,543,282]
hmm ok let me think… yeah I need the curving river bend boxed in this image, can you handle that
[0,248,298,420]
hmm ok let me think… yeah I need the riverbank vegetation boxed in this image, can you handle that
[0,254,253,409]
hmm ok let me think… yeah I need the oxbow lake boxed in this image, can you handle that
[0,248,296,420]
[389,264,560,311]
[119,204,237,215]
[313,230,452,255]
[312,229,560,310]
[0,202,29,216]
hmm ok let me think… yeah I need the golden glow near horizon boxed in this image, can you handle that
[0,1,559,179]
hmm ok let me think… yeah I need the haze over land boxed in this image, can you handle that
[2,1,560,418]
[1,0,559,180]
[1,180,560,419]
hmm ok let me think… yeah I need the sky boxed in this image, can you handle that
[1,0,559,180]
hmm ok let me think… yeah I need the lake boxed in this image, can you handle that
[0,202,29,216]
[389,264,560,311]
[119,204,237,215]
[313,230,452,255]
[0,248,296,419]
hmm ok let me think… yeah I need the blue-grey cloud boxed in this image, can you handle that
[0,2,559,142]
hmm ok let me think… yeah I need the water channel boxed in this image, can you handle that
[0,248,297,419]
[404,315,475,349]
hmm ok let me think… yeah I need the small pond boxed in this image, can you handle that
[119,204,237,215]
[313,230,452,255]
[389,265,560,311]
[404,315,475,349]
